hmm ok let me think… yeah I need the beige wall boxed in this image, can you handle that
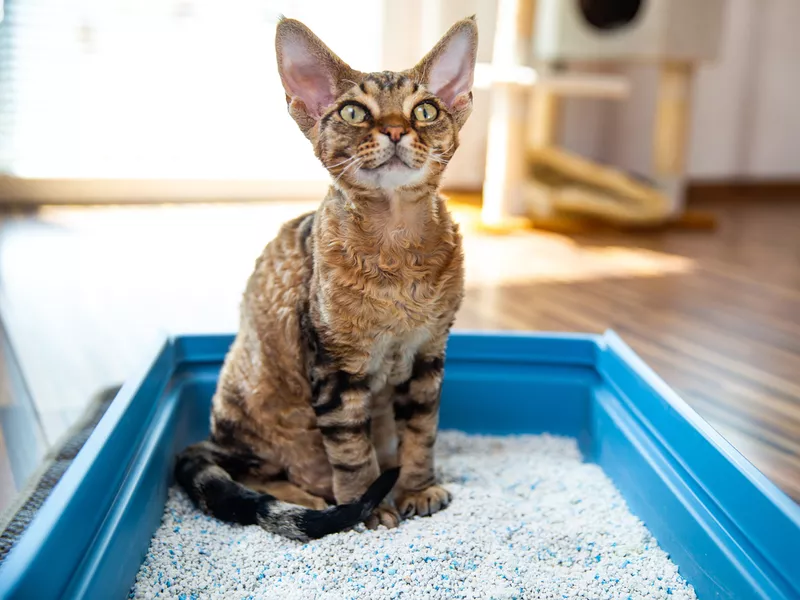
[608,0,800,180]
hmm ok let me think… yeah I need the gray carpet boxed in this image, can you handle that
[0,384,121,563]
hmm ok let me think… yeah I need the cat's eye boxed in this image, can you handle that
[413,102,438,122]
[339,103,368,124]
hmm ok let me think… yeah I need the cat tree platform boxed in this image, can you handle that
[476,0,725,231]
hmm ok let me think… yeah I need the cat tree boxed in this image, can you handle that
[478,0,726,231]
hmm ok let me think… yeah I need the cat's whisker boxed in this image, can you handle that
[325,155,359,170]
[350,158,366,174]
[427,153,451,166]
[326,155,365,177]
[332,156,364,185]
[334,163,361,186]
[429,143,455,164]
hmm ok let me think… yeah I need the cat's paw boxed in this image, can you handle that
[304,495,330,511]
[396,485,452,518]
[364,502,401,530]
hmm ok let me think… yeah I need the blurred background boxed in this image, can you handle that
[2,0,798,200]
[1,0,799,512]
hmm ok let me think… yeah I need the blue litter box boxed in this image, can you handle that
[0,330,798,600]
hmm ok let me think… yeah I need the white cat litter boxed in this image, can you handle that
[131,431,696,599]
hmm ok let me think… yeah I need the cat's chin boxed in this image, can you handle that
[352,157,428,190]
[378,156,411,170]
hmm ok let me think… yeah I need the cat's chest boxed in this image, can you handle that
[353,252,446,323]
[366,328,432,392]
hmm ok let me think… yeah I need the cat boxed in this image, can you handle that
[175,15,477,541]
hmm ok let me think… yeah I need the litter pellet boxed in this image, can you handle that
[131,431,696,599]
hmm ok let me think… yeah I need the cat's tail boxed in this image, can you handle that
[174,442,399,541]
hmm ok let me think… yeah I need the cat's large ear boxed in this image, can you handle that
[275,18,356,124]
[414,17,478,123]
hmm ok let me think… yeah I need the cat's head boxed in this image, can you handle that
[275,16,477,192]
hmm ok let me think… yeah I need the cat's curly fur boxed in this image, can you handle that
[175,15,477,541]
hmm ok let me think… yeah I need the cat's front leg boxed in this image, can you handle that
[393,355,452,518]
[314,369,400,529]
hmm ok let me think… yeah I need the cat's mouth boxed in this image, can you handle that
[370,155,414,171]
[383,156,411,169]
[353,150,428,189]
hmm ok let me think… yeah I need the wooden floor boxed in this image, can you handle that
[0,196,798,512]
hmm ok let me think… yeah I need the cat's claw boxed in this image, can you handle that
[364,502,401,530]
[396,485,452,518]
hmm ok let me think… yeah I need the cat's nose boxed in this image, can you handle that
[381,125,408,143]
